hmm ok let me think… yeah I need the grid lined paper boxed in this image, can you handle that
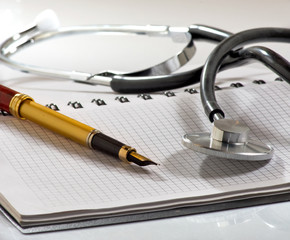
[0,79,289,218]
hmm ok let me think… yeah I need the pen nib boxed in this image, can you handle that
[127,151,159,166]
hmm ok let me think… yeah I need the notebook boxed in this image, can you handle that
[0,67,289,233]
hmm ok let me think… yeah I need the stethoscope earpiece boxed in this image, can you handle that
[182,119,274,161]
[34,9,60,32]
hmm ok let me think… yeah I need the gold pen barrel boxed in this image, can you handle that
[8,93,157,166]
[16,98,94,146]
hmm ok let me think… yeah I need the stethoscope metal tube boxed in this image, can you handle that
[0,24,238,93]
[0,24,196,84]
[0,9,241,93]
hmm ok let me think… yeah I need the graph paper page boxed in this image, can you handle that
[0,77,289,221]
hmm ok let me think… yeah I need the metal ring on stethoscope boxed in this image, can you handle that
[1,24,196,78]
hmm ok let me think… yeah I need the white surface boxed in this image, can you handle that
[1,202,290,240]
[0,0,290,239]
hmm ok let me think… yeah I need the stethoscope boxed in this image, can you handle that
[0,10,289,161]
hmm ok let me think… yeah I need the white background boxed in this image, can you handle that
[0,0,290,239]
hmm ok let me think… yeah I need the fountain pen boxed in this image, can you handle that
[0,85,157,166]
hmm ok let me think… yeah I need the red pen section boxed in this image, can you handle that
[0,85,18,113]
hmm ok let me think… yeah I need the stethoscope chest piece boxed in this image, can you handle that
[182,119,274,161]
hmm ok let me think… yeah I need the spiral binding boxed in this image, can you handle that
[0,79,284,116]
